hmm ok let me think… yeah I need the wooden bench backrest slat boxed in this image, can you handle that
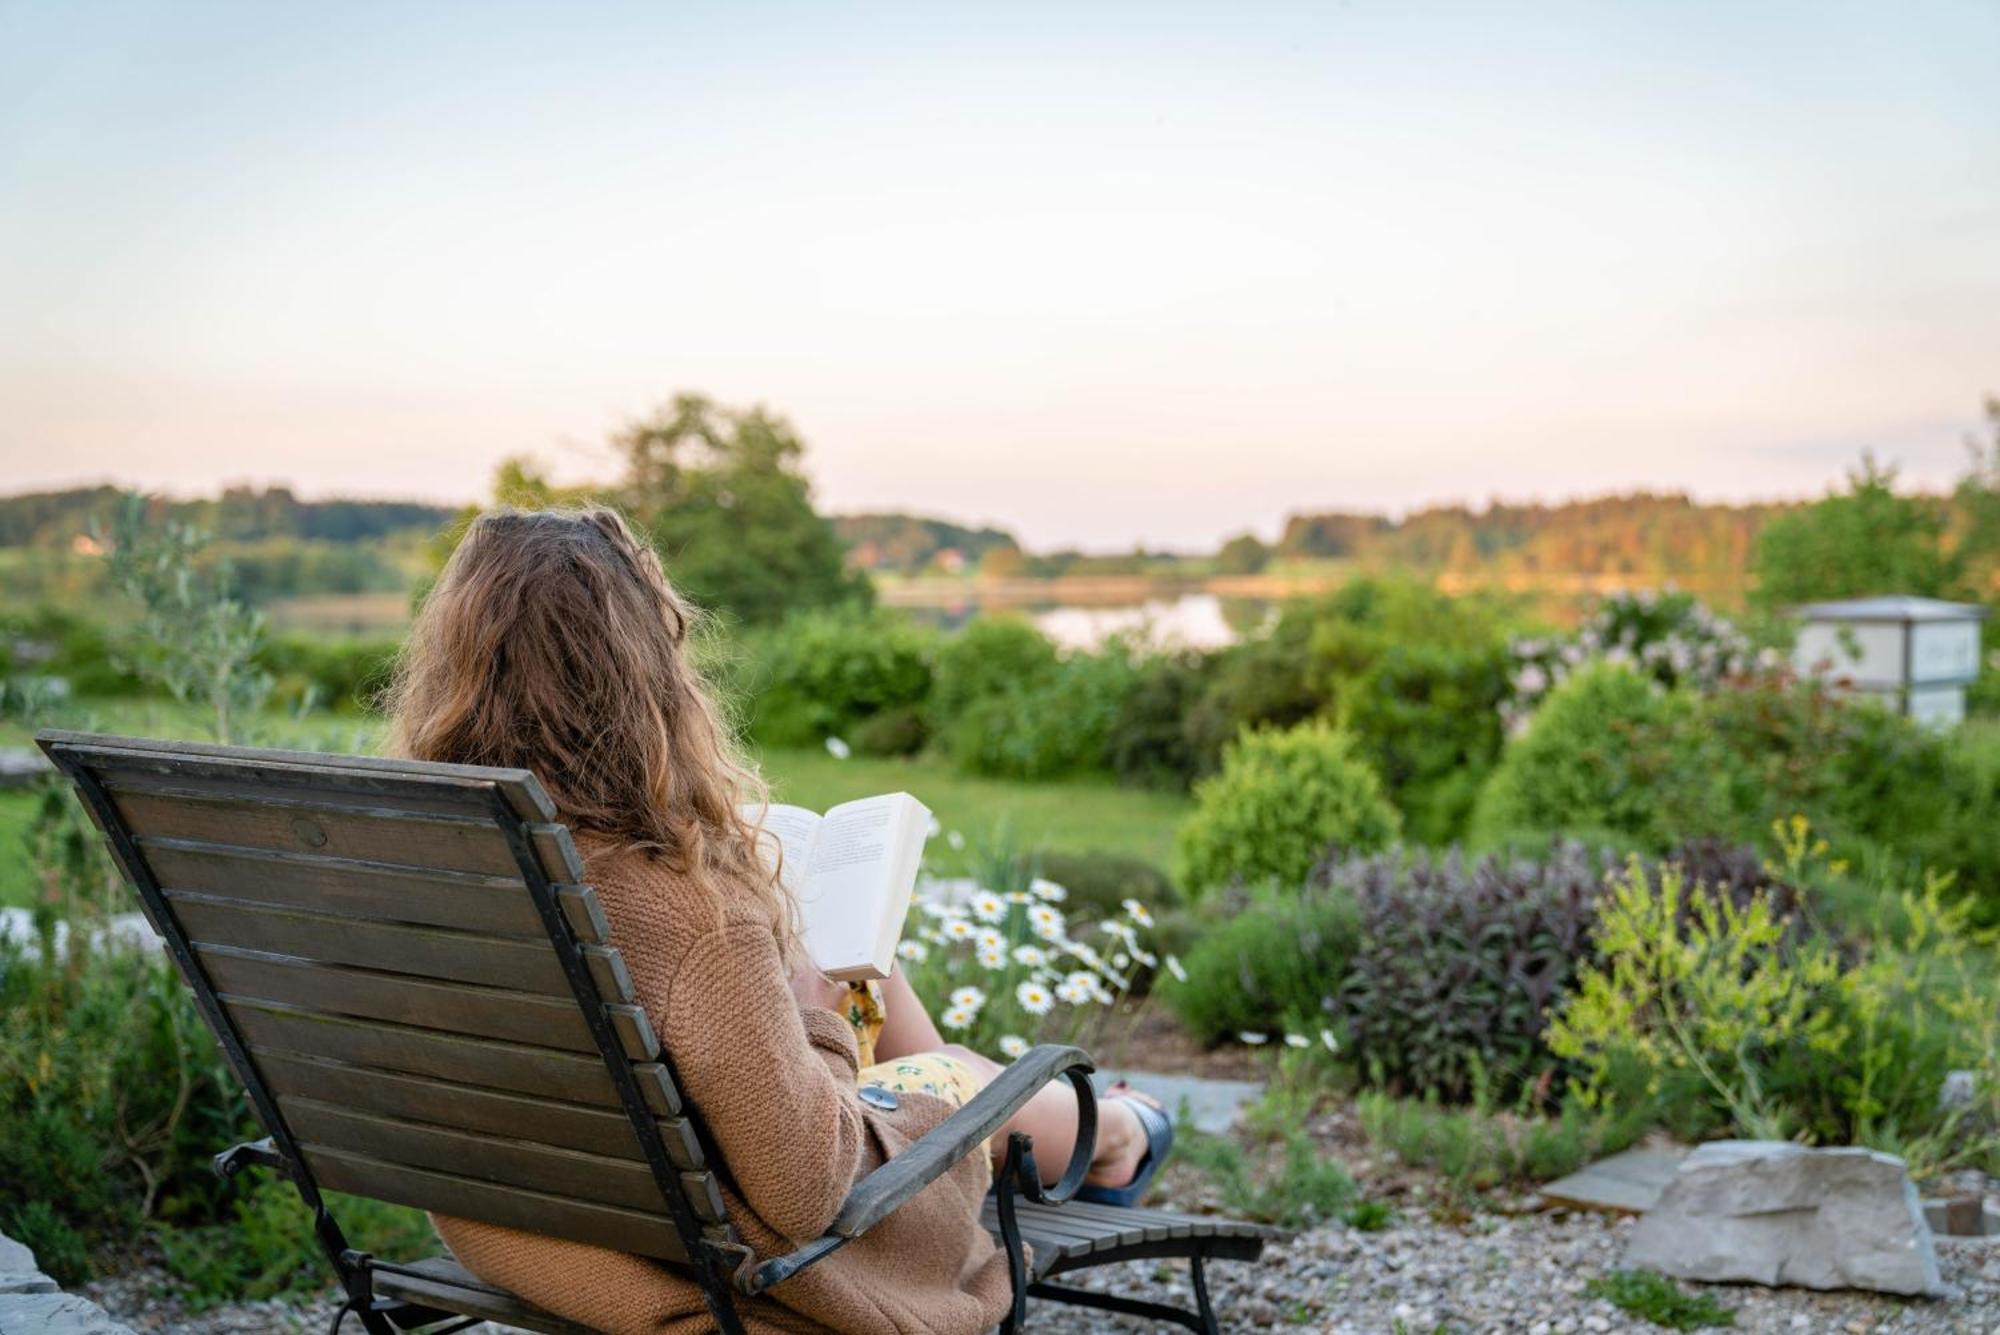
[229,999,683,1115]
[304,1148,693,1265]
[250,1052,705,1168]
[38,731,733,1262]
[199,945,660,1060]
[169,892,637,1001]
[140,839,610,942]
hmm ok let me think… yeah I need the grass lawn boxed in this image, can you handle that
[0,789,37,909]
[756,745,1190,872]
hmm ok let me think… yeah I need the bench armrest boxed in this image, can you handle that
[735,1043,1096,1294]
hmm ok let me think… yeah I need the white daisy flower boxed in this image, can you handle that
[970,892,1007,923]
[1165,954,1189,983]
[998,1034,1030,1059]
[927,815,944,839]
[1320,1029,1340,1053]
[1016,980,1055,1016]
[921,901,964,920]
[1006,890,1033,904]
[1238,1031,1269,1045]
[946,830,966,851]
[1111,953,1130,970]
[977,947,1008,971]
[824,736,851,760]
[1285,1033,1311,1049]
[1029,878,1067,903]
[941,1004,975,1030]
[1011,944,1046,967]
[1027,905,1065,941]
[896,939,929,963]
[1120,898,1154,927]
[1055,977,1093,1004]
[975,927,1006,953]
[943,918,976,941]
[950,986,987,1010]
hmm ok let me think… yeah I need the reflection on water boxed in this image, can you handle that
[904,593,1273,651]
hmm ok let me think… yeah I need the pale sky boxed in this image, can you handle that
[3,1,1996,550]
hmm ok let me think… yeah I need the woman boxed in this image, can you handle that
[386,508,1170,1334]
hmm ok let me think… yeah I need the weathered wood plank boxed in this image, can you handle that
[228,999,682,1116]
[169,892,634,1000]
[38,730,557,822]
[281,1097,674,1213]
[250,1051,704,1168]
[201,945,656,1059]
[304,1146,692,1264]
[372,1260,598,1335]
[114,789,523,878]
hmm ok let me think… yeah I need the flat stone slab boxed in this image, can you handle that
[0,1291,137,1332]
[0,749,52,789]
[1540,1148,1687,1215]
[1626,1140,1944,1297]
[1090,1069,1263,1136]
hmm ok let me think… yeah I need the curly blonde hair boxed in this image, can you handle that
[385,506,796,960]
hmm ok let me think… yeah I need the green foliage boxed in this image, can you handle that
[0,937,255,1282]
[614,394,873,627]
[830,512,1019,575]
[747,608,936,753]
[1336,641,1509,845]
[1331,844,1616,1102]
[0,605,144,697]
[1752,455,1958,607]
[936,627,1139,780]
[1103,650,1213,790]
[1164,883,1360,1046]
[1473,664,1718,851]
[1177,721,1399,895]
[1170,1125,1370,1230]
[1584,1269,1736,1330]
[928,616,1061,726]
[1212,532,1270,575]
[1028,848,1179,920]
[1355,1088,1649,1191]
[1548,851,2000,1169]
[256,634,398,713]
[100,493,272,743]
[161,1181,432,1310]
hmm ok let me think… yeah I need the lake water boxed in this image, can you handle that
[905,592,1273,651]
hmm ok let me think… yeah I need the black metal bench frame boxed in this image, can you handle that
[42,730,1272,1333]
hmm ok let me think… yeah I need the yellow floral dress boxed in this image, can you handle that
[845,980,984,1106]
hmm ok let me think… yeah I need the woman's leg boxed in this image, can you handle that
[873,966,1154,1189]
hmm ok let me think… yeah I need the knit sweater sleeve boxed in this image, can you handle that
[660,920,874,1245]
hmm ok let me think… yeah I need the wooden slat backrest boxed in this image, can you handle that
[37,731,735,1268]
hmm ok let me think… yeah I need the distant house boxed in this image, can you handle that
[932,547,966,574]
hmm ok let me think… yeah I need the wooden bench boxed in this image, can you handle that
[40,730,1280,1333]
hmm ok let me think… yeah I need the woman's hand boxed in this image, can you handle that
[788,963,850,1014]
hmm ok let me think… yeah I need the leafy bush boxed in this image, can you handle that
[928,616,1060,726]
[747,608,936,753]
[1177,722,1399,895]
[1,937,253,1283]
[944,648,1138,779]
[1355,1088,1649,1191]
[1505,591,1756,731]
[162,1180,431,1310]
[1473,663,1721,851]
[1328,843,1614,1101]
[0,605,145,697]
[1163,883,1361,1046]
[1547,856,2000,1170]
[1170,1125,1371,1230]
[1103,650,1213,790]
[257,634,398,713]
[1335,640,1509,845]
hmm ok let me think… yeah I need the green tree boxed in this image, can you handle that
[1213,532,1270,575]
[1751,455,1957,608]
[612,394,870,626]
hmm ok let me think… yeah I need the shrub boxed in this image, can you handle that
[1177,722,1399,895]
[928,616,1060,726]
[747,608,935,753]
[1547,856,2000,1169]
[1103,650,1213,790]
[1163,883,1361,1046]
[1354,1089,1649,1192]
[1472,663,1721,851]
[257,634,398,713]
[944,648,1137,779]
[1335,640,1509,845]
[1328,843,1615,1101]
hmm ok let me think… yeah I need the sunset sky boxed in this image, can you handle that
[3,1,1996,549]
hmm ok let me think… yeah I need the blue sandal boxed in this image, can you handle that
[1074,1093,1174,1207]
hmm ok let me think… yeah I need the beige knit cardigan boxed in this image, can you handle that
[431,837,1011,1334]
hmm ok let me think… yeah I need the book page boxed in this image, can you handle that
[801,793,929,979]
[742,803,821,898]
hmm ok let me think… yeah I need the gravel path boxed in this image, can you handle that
[83,1211,2000,1332]
[1026,1211,2000,1334]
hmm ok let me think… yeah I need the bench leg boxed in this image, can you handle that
[1026,1254,1219,1334]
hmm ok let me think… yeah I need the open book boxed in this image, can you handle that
[743,792,932,981]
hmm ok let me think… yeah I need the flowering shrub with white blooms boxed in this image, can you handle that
[895,872,1160,1061]
[1504,591,1759,735]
